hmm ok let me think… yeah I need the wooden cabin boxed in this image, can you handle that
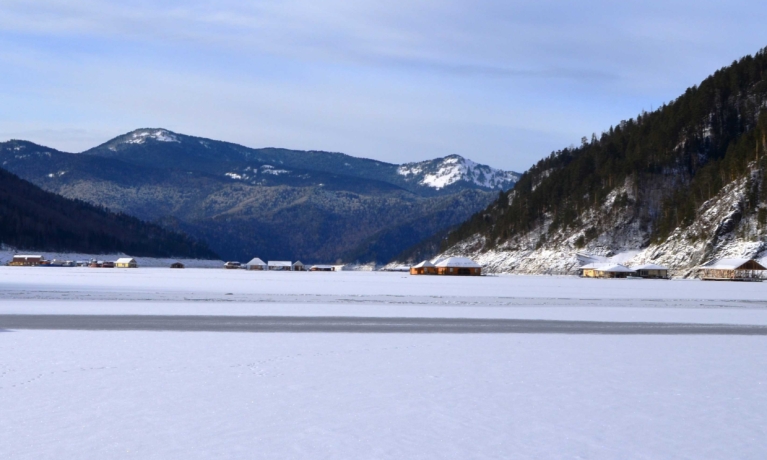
[292,261,306,271]
[9,255,43,266]
[632,264,669,279]
[699,259,766,281]
[410,260,436,275]
[170,262,185,269]
[433,257,482,276]
[245,258,267,271]
[309,265,335,271]
[579,263,635,278]
[268,261,293,271]
[115,258,138,268]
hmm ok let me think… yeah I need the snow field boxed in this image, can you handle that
[2,267,767,458]
[2,331,767,459]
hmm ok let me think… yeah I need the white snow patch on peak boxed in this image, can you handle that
[124,129,180,144]
[397,155,518,190]
[225,173,242,180]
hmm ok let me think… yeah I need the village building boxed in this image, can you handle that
[224,261,241,269]
[170,262,185,269]
[101,261,115,268]
[632,264,669,279]
[268,261,293,271]
[245,258,267,271]
[433,257,482,276]
[699,258,766,281]
[309,265,335,271]
[115,258,138,268]
[580,263,635,279]
[9,255,43,266]
[292,261,306,271]
[410,260,436,275]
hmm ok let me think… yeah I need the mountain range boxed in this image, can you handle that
[426,46,767,275]
[0,131,519,263]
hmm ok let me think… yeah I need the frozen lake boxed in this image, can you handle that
[2,268,767,458]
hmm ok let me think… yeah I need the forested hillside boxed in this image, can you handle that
[0,167,218,258]
[433,47,767,274]
[0,132,517,263]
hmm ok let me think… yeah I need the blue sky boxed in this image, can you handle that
[0,1,765,171]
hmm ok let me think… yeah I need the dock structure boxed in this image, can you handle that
[698,259,766,281]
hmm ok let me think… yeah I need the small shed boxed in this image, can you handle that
[699,259,766,281]
[170,262,185,269]
[632,263,669,279]
[292,261,306,271]
[580,263,635,279]
[309,265,335,271]
[224,261,241,269]
[434,257,482,276]
[268,261,293,271]
[246,258,267,271]
[115,258,138,268]
[410,260,436,275]
[9,255,43,266]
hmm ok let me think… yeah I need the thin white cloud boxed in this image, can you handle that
[0,1,765,170]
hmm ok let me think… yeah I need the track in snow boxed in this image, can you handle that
[2,314,767,335]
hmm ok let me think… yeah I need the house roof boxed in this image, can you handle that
[115,258,136,263]
[14,255,42,258]
[433,257,481,268]
[413,260,435,268]
[268,261,292,267]
[632,264,669,270]
[310,265,335,269]
[293,261,305,265]
[702,258,767,270]
[246,258,266,266]
[581,262,634,272]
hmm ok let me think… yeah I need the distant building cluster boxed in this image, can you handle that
[577,257,766,281]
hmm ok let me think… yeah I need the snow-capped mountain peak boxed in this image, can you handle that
[123,129,180,144]
[397,154,519,190]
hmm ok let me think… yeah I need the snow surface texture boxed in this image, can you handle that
[0,249,223,268]
[397,155,519,190]
[438,176,767,276]
[2,269,767,459]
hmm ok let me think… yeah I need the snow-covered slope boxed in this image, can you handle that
[397,155,519,190]
[437,173,767,277]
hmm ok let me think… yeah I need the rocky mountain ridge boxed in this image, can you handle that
[0,130,519,263]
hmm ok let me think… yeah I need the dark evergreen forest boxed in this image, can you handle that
[444,47,767,251]
[0,167,218,258]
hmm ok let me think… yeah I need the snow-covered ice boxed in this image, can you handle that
[2,268,767,459]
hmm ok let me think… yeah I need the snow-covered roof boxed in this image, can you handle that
[115,258,136,263]
[13,255,42,258]
[246,258,266,266]
[412,260,435,268]
[293,261,305,266]
[433,257,481,268]
[632,264,669,270]
[268,261,292,267]
[581,263,634,273]
[702,259,767,270]
[310,265,335,270]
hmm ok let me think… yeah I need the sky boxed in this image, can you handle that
[0,1,766,172]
